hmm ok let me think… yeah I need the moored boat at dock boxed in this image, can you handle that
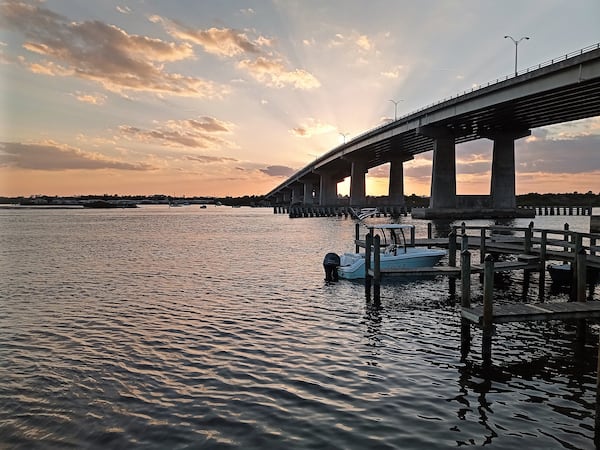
[333,224,446,280]
[547,262,599,286]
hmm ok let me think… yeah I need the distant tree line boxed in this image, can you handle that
[516,191,599,207]
[1,191,598,207]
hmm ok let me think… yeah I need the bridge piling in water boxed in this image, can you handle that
[266,44,600,220]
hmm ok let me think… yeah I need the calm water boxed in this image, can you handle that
[1,206,599,449]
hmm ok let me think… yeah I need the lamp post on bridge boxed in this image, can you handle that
[389,99,403,121]
[339,132,349,144]
[504,35,530,76]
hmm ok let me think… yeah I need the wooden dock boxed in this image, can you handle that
[462,301,600,324]
[358,222,600,362]
[357,221,600,441]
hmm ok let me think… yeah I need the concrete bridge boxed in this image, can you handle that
[265,43,600,219]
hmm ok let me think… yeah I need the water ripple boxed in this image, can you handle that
[1,207,598,448]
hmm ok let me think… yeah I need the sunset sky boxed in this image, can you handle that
[1,0,599,198]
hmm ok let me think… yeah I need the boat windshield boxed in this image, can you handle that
[366,225,412,252]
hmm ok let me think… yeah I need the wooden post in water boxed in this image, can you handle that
[572,234,583,299]
[539,230,547,301]
[355,223,360,253]
[460,249,472,360]
[480,228,486,263]
[448,230,457,267]
[448,229,457,296]
[482,254,494,365]
[576,247,587,302]
[373,235,381,301]
[365,232,372,297]
[524,223,533,254]
[427,222,432,240]
[596,333,600,448]
[576,246,587,346]
[564,223,571,254]
[461,232,469,252]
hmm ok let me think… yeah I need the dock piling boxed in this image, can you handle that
[538,230,547,301]
[480,228,486,263]
[596,333,600,448]
[482,254,495,364]
[461,232,469,252]
[373,235,381,300]
[365,233,372,297]
[576,247,588,302]
[460,249,472,359]
[448,230,457,296]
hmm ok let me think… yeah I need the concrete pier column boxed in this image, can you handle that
[290,184,302,205]
[349,158,368,206]
[282,189,290,204]
[488,129,530,209]
[418,126,456,209]
[389,157,408,206]
[319,172,338,205]
[302,182,314,205]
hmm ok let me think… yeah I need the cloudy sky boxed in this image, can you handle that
[1,0,599,197]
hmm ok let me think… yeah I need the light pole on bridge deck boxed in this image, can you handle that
[504,35,530,76]
[339,132,349,144]
[389,99,403,121]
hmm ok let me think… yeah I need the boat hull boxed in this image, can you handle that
[337,248,446,280]
[548,263,599,286]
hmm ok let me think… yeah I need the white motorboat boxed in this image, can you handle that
[335,224,446,280]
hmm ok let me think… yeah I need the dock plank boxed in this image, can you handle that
[462,301,600,324]
[369,266,462,276]
[471,261,539,272]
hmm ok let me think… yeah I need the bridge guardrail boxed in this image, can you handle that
[348,42,600,145]
[268,42,600,197]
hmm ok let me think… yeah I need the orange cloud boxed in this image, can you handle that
[151,15,319,90]
[118,116,235,149]
[72,91,107,105]
[291,118,336,138]
[151,17,269,57]
[0,1,226,97]
[0,141,154,171]
[239,57,320,89]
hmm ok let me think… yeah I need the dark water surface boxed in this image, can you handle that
[1,206,598,449]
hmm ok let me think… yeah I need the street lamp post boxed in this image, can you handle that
[389,99,402,121]
[339,132,349,144]
[504,35,530,76]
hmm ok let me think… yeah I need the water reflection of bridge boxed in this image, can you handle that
[266,43,600,219]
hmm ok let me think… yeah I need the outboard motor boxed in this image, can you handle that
[323,252,341,282]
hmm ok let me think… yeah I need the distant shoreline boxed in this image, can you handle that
[0,192,598,209]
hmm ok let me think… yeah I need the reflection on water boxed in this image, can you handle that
[430,219,454,238]
[0,206,598,449]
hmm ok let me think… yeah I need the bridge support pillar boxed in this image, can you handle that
[349,158,368,205]
[290,185,302,205]
[282,189,290,204]
[389,157,408,206]
[302,182,314,205]
[487,129,531,209]
[319,172,338,205]
[418,126,456,209]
